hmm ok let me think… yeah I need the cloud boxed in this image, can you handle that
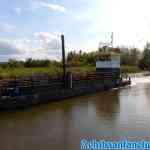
[14,7,22,15]
[0,23,16,33]
[34,32,61,50]
[69,0,150,49]
[0,31,65,61]
[0,31,63,61]
[0,40,23,55]
[104,0,150,48]
[0,39,61,61]
[41,2,66,12]
[33,1,66,13]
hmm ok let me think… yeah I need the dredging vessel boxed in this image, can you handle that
[0,48,131,110]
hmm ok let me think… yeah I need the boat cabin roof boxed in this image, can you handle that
[96,52,120,61]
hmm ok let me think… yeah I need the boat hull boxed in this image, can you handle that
[0,81,131,110]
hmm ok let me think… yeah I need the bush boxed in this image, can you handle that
[121,66,141,73]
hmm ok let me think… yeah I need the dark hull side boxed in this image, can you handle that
[0,81,131,110]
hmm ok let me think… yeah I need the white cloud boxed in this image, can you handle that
[0,30,64,61]
[33,1,66,13]
[12,39,32,52]
[0,36,62,61]
[0,40,23,55]
[14,7,22,15]
[106,0,150,48]
[71,0,150,49]
[41,2,66,12]
[34,32,58,41]
[34,32,61,50]
[0,23,16,33]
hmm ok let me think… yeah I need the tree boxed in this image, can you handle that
[120,48,141,66]
[130,48,141,66]
[139,47,150,70]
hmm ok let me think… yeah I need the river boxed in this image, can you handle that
[0,74,150,150]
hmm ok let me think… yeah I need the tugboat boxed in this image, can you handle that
[0,37,131,110]
[0,48,131,110]
[96,48,131,89]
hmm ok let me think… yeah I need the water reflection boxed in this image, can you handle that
[94,90,120,119]
[0,75,150,149]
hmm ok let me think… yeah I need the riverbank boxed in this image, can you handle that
[120,65,141,74]
[0,71,131,110]
[0,65,141,79]
[0,79,131,110]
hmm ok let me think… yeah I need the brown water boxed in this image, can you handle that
[0,74,150,150]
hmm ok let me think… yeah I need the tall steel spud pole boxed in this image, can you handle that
[61,34,66,88]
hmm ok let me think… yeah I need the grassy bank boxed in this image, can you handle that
[120,66,141,74]
[0,65,96,79]
[0,66,62,79]
[0,65,141,79]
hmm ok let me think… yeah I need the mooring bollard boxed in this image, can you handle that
[70,73,72,89]
[67,72,72,89]
[15,86,20,96]
[129,76,131,84]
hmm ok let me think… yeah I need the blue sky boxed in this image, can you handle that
[1,0,150,61]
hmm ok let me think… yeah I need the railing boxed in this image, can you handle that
[0,77,63,88]
[0,73,117,87]
[0,72,122,96]
[0,75,64,97]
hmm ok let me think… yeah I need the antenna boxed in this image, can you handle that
[61,34,66,88]
[111,32,113,48]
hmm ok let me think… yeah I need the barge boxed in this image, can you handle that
[0,50,131,110]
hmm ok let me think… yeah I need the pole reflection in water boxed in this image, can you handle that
[0,74,150,149]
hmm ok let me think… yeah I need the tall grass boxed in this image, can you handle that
[121,65,141,74]
[0,65,141,79]
[0,66,62,79]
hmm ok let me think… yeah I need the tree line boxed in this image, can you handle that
[67,44,150,71]
[0,43,150,71]
[0,59,61,68]
[67,48,141,67]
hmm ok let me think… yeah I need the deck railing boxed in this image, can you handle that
[0,72,123,96]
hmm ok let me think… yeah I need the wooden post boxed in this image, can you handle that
[61,34,66,88]
[70,73,72,88]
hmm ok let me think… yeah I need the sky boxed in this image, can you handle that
[1,0,150,61]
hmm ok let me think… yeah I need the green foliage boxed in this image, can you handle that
[0,46,144,79]
[67,51,97,66]
[120,48,141,66]
[121,66,141,73]
[0,59,61,68]
[67,48,141,67]
[0,66,62,79]
[0,59,62,78]
[24,58,50,67]
[139,47,150,70]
